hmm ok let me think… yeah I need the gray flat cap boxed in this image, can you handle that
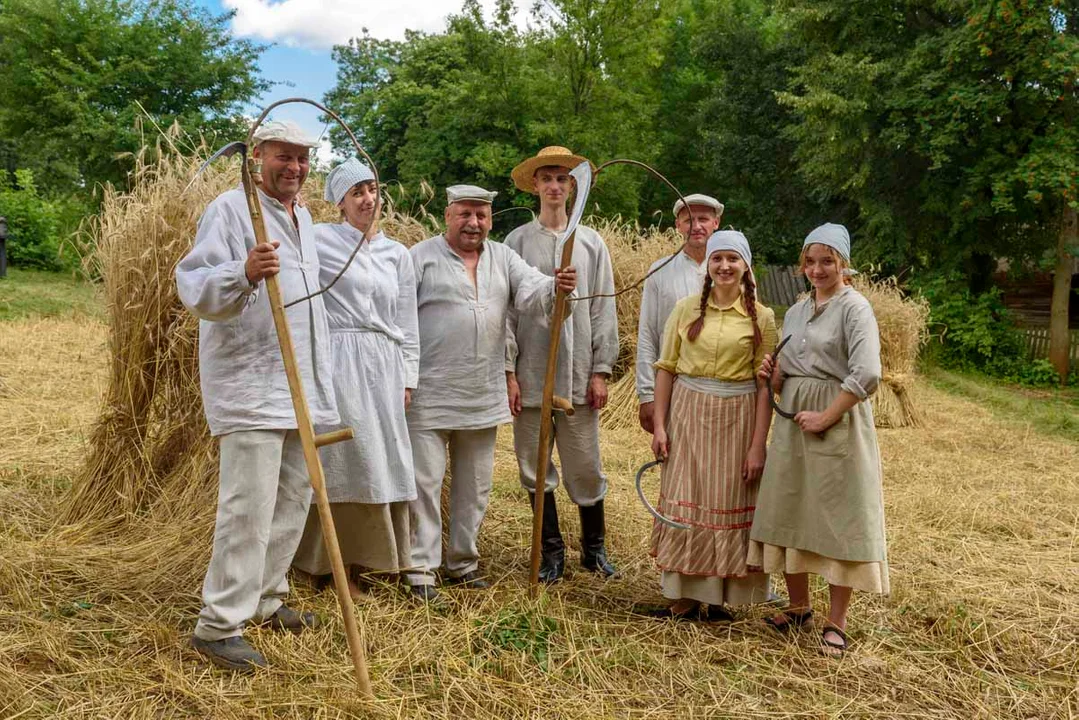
[447,184,497,204]
[673,193,724,218]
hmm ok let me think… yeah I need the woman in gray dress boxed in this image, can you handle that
[291,158,419,599]
[748,223,888,657]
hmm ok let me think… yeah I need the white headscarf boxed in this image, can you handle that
[324,158,376,206]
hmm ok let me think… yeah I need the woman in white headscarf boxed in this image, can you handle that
[648,231,777,620]
[291,158,419,599]
[749,223,888,657]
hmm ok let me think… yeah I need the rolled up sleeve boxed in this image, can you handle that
[840,299,882,399]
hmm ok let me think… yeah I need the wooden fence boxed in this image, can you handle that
[756,265,807,308]
[1022,327,1079,369]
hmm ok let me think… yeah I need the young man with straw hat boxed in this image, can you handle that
[636,193,723,434]
[405,184,578,602]
[176,120,335,671]
[505,146,619,583]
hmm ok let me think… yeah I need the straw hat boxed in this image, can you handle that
[511,146,594,194]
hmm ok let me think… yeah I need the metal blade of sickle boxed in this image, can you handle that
[634,460,690,530]
[235,99,372,696]
[528,160,592,597]
[769,335,826,439]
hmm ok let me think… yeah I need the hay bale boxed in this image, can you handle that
[62,144,439,530]
[852,275,930,428]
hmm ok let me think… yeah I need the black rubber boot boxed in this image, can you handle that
[579,500,617,577]
[529,491,565,583]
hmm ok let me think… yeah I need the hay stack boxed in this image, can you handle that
[589,219,682,377]
[62,145,438,531]
[853,275,930,428]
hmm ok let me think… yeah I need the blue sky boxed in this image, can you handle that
[193,0,527,164]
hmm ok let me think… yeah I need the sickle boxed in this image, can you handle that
[635,460,690,530]
[768,335,796,420]
[769,335,827,439]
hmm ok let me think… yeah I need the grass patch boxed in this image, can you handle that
[924,365,1079,440]
[0,268,101,321]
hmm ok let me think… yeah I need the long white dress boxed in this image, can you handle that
[292,223,420,576]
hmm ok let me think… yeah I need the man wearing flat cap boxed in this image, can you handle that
[636,193,723,433]
[404,184,578,601]
[504,146,619,583]
[176,119,335,670]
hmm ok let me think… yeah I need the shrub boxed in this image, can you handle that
[0,169,68,271]
[918,273,1027,372]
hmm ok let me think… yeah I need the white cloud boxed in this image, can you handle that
[223,0,524,49]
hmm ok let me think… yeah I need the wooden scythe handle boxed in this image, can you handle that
[528,231,577,596]
[239,160,372,697]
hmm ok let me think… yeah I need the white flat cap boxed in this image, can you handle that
[252,120,320,148]
[446,184,497,204]
[673,193,724,218]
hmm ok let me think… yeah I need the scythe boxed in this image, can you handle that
[190,98,377,696]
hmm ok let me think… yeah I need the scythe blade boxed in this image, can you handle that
[183,141,247,193]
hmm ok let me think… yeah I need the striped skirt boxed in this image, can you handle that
[649,380,768,605]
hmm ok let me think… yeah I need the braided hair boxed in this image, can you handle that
[742,271,762,352]
[686,275,712,342]
[686,268,762,351]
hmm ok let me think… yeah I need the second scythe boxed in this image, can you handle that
[527,161,592,596]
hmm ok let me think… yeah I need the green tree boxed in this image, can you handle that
[651,0,837,261]
[0,0,269,195]
[0,169,65,270]
[325,0,672,225]
[780,0,1078,379]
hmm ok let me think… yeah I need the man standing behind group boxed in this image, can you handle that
[405,185,577,603]
[176,121,334,671]
[636,194,723,433]
[505,147,619,583]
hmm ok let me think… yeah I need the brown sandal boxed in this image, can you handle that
[820,624,849,657]
[763,607,813,633]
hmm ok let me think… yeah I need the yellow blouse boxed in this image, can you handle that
[654,293,778,381]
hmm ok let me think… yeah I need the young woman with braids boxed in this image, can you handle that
[647,231,777,620]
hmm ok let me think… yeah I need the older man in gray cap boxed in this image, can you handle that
[176,119,335,671]
[405,185,577,602]
[636,193,723,433]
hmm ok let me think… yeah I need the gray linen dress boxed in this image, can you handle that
[747,286,890,594]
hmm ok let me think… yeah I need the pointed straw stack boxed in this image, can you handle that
[61,139,438,536]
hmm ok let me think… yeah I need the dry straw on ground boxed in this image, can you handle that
[1,312,1077,718]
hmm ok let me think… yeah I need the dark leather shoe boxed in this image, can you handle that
[265,605,318,633]
[408,584,442,603]
[444,570,490,589]
[190,635,268,672]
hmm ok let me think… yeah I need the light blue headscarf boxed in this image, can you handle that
[803,223,850,262]
[324,157,376,206]
[705,230,753,267]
